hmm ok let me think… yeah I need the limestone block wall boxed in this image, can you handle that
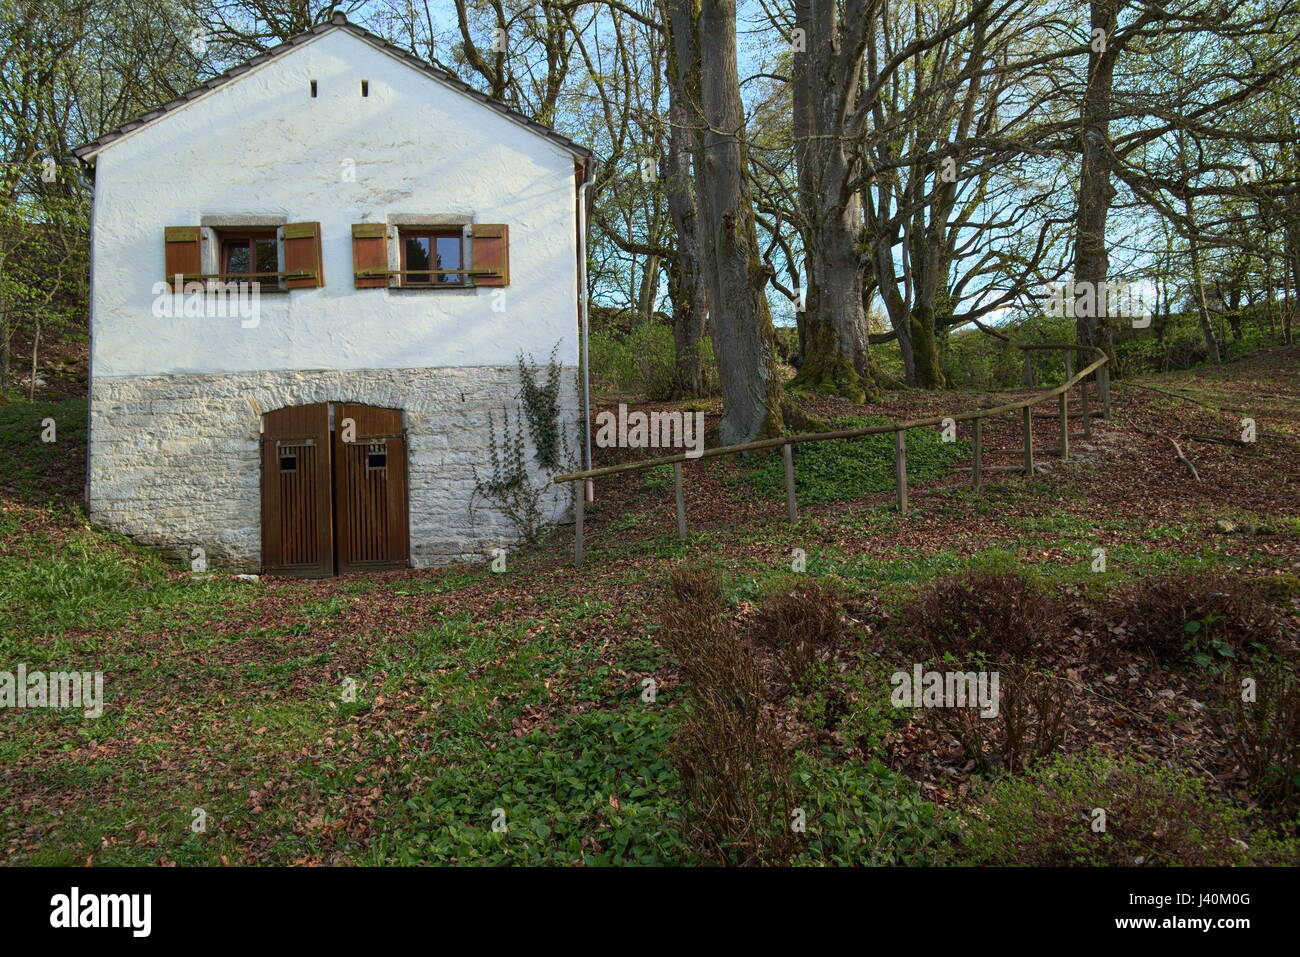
[87,366,579,572]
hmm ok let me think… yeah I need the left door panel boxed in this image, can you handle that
[261,402,334,577]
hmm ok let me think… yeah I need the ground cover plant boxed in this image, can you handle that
[2,348,1299,865]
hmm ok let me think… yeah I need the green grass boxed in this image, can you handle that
[2,353,1295,866]
[381,707,689,865]
[0,397,87,504]
[0,523,257,648]
[735,418,968,506]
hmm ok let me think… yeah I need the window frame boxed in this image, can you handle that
[397,226,470,288]
[216,228,281,287]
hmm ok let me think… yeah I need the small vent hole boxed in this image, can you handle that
[310,79,317,97]
[361,79,369,97]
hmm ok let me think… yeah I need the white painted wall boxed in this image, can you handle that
[89,29,580,378]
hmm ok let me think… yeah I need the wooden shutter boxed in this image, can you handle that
[164,226,201,290]
[352,224,389,288]
[282,221,323,288]
[472,224,509,286]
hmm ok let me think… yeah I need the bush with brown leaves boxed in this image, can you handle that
[903,569,1068,773]
[1207,657,1300,817]
[906,569,1063,665]
[658,565,796,866]
[749,581,844,690]
[1109,572,1283,666]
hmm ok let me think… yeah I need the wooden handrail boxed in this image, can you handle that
[554,347,1107,484]
[1015,343,1098,352]
[561,344,1109,567]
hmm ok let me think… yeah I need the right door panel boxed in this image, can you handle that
[333,403,410,575]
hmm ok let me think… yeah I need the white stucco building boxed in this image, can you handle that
[74,13,592,576]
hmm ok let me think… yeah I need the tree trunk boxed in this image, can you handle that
[0,288,8,393]
[908,304,946,388]
[1287,196,1299,346]
[872,221,915,383]
[638,253,660,319]
[906,213,954,389]
[793,222,871,400]
[664,37,708,399]
[1073,1,1121,354]
[29,316,40,400]
[1185,195,1223,364]
[1287,244,1297,346]
[788,0,873,401]
[1226,281,1243,342]
[0,318,9,393]
[669,0,784,443]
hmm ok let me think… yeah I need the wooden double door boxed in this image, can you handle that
[261,402,410,577]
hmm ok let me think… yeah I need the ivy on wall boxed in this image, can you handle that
[472,344,572,544]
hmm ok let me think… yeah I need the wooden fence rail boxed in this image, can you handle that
[559,345,1109,567]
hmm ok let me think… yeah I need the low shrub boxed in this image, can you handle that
[903,569,1069,772]
[1252,573,1300,604]
[941,312,1076,390]
[789,756,954,865]
[588,323,718,401]
[1206,657,1300,817]
[659,565,796,865]
[749,581,844,690]
[1109,572,1283,666]
[905,568,1062,664]
[961,751,1300,866]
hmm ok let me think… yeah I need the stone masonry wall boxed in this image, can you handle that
[87,367,579,572]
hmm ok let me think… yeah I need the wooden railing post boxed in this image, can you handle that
[1022,406,1034,476]
[971,417,983,490]
[673,461,688,540]
[895,429,909,514]
[1080,373,1092,439]
[1058,391,1069,461]
[1097,364,1111,419]
[782,443,798,523]
[573,481,584,567]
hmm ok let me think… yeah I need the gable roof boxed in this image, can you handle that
[73,12,592,163]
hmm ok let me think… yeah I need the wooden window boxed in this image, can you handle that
[219,230,278,281]
[399,228,465,287]
[351,222,510,289]
[165,223,321,290]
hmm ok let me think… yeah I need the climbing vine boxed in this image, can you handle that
[472,345,572,545]
[518,344,565,472]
